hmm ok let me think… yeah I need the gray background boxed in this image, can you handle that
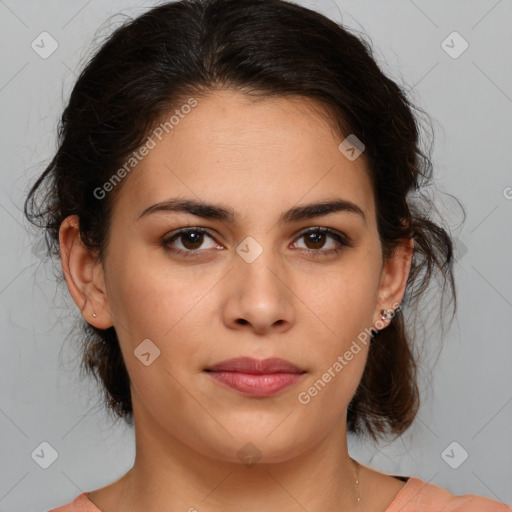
[0,1,511,511]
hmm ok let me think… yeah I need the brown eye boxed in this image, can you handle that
[179,231,204,250]
[162,227,220,256]
[303,231,328,250]
[293,227,351,257]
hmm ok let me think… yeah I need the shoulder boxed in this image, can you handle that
[47,492,102,512]
[386,477,512,512]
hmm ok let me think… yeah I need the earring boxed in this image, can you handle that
[380,309,394,322]
[92,313,97,318]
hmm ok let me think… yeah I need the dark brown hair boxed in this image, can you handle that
[24,0,456,443]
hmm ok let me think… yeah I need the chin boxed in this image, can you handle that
[199,421,317,466]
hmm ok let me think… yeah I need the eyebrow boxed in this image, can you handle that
[137,197,366,224]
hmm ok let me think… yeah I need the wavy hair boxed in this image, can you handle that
[24,0,456,443]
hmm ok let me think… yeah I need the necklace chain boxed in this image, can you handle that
[350,457,361,509]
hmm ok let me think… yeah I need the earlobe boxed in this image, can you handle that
[373,237,414,328]
[59,215,112,329]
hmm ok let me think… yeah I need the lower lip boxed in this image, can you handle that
[207,371,304,397]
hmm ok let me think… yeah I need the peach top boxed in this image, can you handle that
[48,476,512,511]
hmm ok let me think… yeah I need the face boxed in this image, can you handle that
[64,89,410,464]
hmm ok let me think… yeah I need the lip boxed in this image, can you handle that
[205,357,306,397]
[206,357,305,374]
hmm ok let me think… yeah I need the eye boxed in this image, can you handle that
[162,226,351,259]
[292,227,351,257]
[162,227,222,257]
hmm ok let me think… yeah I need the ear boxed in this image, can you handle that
[372,237,414,330]
[59,215,113,329]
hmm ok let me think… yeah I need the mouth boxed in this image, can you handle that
[204,357,307,397]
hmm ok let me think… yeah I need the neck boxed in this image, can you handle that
[110,400,361,512]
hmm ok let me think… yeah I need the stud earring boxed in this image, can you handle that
[380,309,394,322]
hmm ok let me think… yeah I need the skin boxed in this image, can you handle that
[59,89,413,512]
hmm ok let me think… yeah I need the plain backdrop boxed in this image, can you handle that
[0,1,511,511]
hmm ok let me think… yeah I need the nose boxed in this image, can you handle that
[221,245,296,335]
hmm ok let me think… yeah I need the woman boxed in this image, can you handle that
[25,0,510,511]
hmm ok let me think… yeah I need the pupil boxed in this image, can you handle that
[183,232,203,249]
[307,232,325,249]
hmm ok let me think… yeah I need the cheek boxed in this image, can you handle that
[107,251,220,389]
[304,254,382,338]
[295,249,380,399]
[108,244,212,337]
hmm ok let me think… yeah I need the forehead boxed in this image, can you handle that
[115,89,375,224]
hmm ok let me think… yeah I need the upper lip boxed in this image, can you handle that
[205,357,306,374]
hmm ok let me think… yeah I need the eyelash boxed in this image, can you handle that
[161,227,352,259]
